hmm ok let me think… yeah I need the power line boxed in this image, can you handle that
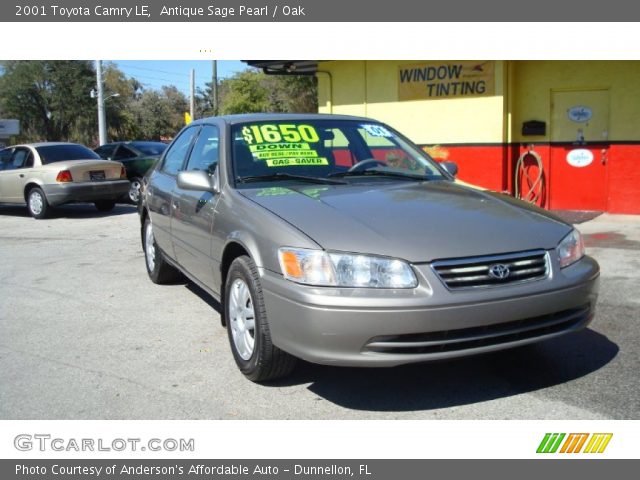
[121,72,192,86]
[116,64,191,78]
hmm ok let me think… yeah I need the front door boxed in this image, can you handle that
[147,125,200,256]
[549,89,610,211]
[171,124,220,289]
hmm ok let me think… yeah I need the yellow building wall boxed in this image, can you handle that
[317,60,507,144]
[511,61,640,142]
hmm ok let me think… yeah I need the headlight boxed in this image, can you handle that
[278,247,418,288]
[557,229,585,268]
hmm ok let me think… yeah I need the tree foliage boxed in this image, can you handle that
[196,68,318,117]
[0,62,319,146]
[0,61,96,144]
[129,86,188,140]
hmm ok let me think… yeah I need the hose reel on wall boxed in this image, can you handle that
[515,146,545,207]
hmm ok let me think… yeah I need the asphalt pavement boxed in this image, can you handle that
[0,204,638,419]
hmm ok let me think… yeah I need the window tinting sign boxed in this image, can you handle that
[398,61,495,100]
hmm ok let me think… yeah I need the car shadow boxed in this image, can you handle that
[264,328,618,412]
[181,280,618,414]
[0,203,137,218]
[185,282,223,314]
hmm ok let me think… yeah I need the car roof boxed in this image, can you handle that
[190,112,381,126]
[101,141,166,146]
[7,142,84,149]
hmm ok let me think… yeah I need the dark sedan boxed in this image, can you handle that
[94,141,167,203]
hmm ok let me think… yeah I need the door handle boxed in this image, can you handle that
[601,149,608,165]
[172,201,179,210]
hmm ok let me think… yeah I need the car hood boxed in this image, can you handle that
[240,181,572,262]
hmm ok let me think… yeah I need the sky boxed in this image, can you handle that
[111,60,248,95]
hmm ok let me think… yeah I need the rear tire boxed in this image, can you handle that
[27,187,50,219]
[142,216,181,284]
[225,255,297,382]
[95,200,116,212]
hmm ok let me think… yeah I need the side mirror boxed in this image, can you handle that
[177,170,217,193]
[440,161,458,177]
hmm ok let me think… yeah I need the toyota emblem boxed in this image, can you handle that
[488,263,510,279]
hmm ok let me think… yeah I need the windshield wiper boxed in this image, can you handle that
[236,172,347,185]
[328,169,430,181]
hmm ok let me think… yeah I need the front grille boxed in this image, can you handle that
[365,305,591,355]
[432,250,549,290]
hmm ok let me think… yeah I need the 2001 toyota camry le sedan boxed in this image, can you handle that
[139,113,599,382]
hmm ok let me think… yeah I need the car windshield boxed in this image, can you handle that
[231,119,448,185]
[132,142,167,156]
[36,144,100,164]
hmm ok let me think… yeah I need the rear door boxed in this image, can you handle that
[550,89,610,210]
[146,126,200,259]
[171,124,221,287]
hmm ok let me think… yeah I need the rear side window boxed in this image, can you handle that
[113,145,137,160]
[185,125,219,173]
[161,127,200,176]
[94,144,117,159]
[132,142,167,156]
[36,145,100,164]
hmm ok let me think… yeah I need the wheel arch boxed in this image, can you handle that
[23,181,44,202]
[220,238,260,326]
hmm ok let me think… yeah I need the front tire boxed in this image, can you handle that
[142,216,181,284]
[27,187,50,219]
[95,200,116,212]
[225,256,296,382]
[128,177,142,204]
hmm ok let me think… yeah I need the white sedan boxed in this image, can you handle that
[0,142,130,218]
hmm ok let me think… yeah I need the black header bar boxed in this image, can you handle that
[6,0,640,22]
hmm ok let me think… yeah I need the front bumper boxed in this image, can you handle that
[42,180,130,206]
[260,254,600,367]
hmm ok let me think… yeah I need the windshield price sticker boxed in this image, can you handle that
[242,124,320,145]
[361,124,392,137]
[265,158,329,167]
[253,150,319,160]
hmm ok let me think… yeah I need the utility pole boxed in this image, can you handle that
[190,69,195,121]
[96,60,107,146]
[212,60,218,115]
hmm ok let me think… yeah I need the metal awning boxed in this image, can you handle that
[243,61,319,75]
